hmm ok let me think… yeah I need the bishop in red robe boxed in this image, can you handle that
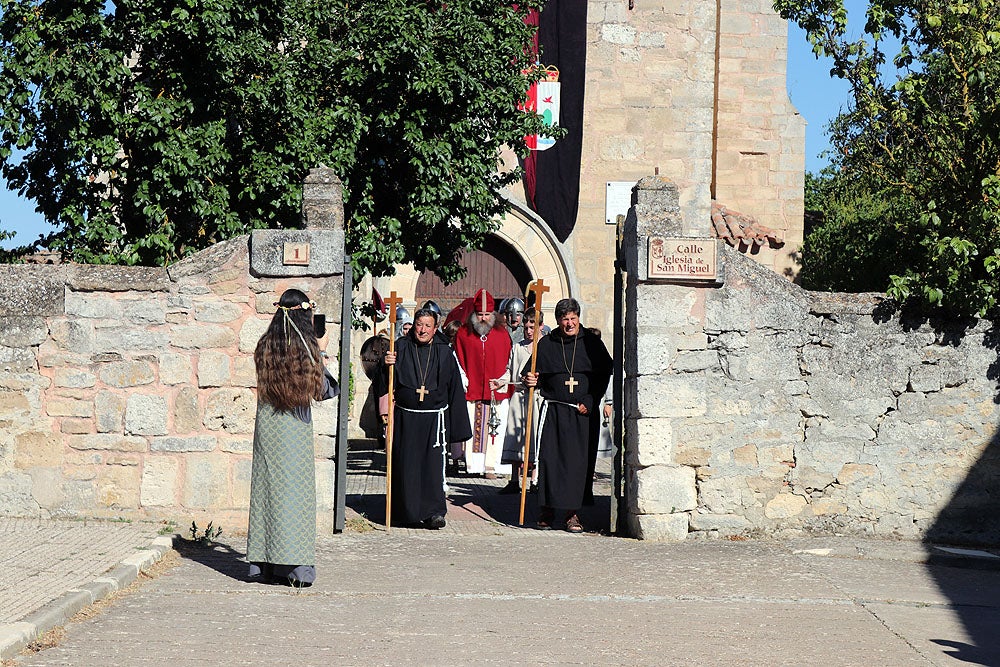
[453,288,513,477]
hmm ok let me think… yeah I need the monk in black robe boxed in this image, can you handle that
[384,309,471,528]
[525,298,612,533]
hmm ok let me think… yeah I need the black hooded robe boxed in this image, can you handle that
[534,328,612,512]
[386,332,472,525]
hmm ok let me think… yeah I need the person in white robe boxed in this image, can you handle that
[495,308,544,494]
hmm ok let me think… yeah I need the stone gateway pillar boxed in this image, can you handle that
[250,165,349,533]
[621,176,722,540]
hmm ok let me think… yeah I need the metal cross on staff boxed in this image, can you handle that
[383,291,403,531]
[519,278,549,526]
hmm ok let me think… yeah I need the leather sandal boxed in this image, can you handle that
[536,507,554,530]
[565,514,584,534]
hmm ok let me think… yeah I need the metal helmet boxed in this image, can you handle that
[497,298,510,315]
[421,300,442,317]
[396,306,413,326]
[359,335,391,379]
[503,297,525,317]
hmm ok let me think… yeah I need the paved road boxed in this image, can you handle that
[9,528,1000,666]
[5,447,1000,666]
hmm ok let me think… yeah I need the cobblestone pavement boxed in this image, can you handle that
[0,519,161,626]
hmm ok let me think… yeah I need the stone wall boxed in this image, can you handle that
[0,171,345,533]
[572,0,718,333]
[623,177,1000,544]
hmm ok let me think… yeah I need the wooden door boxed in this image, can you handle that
[415,236,532,313]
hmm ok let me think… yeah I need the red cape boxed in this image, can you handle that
[444,297,474,327]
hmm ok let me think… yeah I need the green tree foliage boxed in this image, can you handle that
[0,0,549,280]
[799,169,920,292]
[776,0,1000,315]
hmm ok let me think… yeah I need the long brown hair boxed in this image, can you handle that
[442,319,462,345]
[254,289,324,411]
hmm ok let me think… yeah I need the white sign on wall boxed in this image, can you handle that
[605,181,634,225]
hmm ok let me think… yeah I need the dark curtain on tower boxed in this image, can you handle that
[524,0,588,243]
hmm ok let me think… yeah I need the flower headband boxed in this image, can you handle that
[273,299,316,311]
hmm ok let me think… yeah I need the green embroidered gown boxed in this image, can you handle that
[247,371,337,584]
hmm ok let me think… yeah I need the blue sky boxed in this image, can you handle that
[0,12,858,250]
[786,25,853,175]
[0,159,52,249]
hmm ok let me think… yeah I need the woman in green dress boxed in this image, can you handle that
[247,289,338,586]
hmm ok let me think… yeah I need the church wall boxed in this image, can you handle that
[576,0,719,334]
[623,177,1000,544]
[514,0,805,337]
[714,0,806,278]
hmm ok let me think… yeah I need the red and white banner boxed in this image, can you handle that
[524,66,560,151]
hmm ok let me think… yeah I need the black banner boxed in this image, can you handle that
[525,0,588,243]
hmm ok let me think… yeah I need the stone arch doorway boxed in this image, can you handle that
[380,198,575,317]
[414,236,533,312]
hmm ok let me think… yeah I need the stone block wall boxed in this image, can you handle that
[585,0,718,228]
[0,172,345,533]
[577,0,718,332]
[715,0,806,278]
[624,178,1000,544]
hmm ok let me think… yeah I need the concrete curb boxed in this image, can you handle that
[0,535,174,661]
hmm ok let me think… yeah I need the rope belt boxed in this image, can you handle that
[537,398,580,443]
[397,404,449,448]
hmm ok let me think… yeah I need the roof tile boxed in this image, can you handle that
[710,200,784,249]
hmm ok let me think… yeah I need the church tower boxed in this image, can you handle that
[354,0,805,433]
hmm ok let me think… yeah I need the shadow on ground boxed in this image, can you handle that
[344,439,612,533]
[918,315,1000,665]
[922,423,1000,666]
[172,538,249,581]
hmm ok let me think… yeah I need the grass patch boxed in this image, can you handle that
[157,520,178,536]
[345,515,374,533]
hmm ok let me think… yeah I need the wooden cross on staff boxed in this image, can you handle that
[383,290,403,531]
[519,278,550,526]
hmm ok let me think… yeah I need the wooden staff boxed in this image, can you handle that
[519,279,549,525]
[383,291,403,530]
